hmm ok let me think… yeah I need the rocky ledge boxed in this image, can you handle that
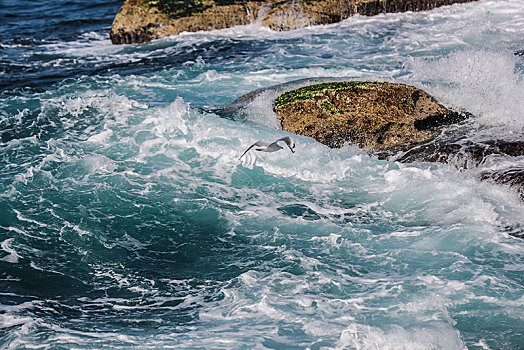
[110,0,479,44]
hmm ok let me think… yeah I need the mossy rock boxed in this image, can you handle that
[141,0,270,20]
[140,0,208,20]
[273,81,469,151]
[274,81,378,108]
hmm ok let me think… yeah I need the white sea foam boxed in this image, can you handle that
[1,239,20,264]
[336,323,464,350]
[140,96,523,239]
[0,314,34,329]
[408,50,524,131]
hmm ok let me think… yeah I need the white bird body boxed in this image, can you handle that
[239,136,295,159]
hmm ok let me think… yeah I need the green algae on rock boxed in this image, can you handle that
[110,0,479,44]
[273,81,468,151]
[274,81,378,108]
[140,0,208,19]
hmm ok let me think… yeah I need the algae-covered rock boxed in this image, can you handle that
[110,0,479,44]
[110,0,256,44]
[273,81,468,151]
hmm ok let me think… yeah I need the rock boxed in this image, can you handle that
[222,77,337,117]
[111,0,256,45]
[397,139,524,166]
[480,168,524,199]
[110,0,479,44]
[398,139,524,200]
[273,81,468,151]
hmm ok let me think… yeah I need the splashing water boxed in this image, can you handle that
[1,0,523,348]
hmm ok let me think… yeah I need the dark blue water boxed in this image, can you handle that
[1,0,523,348]
[0,1,118,90]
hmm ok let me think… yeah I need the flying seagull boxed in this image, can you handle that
[239,136,296,160]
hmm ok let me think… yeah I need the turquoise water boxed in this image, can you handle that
[1,0,523,348]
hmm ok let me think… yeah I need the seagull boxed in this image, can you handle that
[239,136,296,160]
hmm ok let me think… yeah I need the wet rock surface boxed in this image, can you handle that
[397,139,524,165]
[273,81,469,150]
[110,0,479,44]
[399,138,524,200]
[481,167,524,198]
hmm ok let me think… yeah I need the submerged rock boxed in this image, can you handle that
[397,138,524,199]
[110,0,479,44]
[273,81,468,151]
[397,139,524,165]
[481,167,524,198]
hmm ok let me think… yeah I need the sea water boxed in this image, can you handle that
[0,0,523,348]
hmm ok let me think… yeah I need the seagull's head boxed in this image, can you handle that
[289,139,296,153]
[281,136,295,153]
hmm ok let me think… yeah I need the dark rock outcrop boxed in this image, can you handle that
[398,138,524,199]
[110,0,479,44]
[481,167,524,198]
[397,139,524,165]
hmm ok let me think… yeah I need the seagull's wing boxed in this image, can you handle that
[239,140,269,160]
[275,136,295,153]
